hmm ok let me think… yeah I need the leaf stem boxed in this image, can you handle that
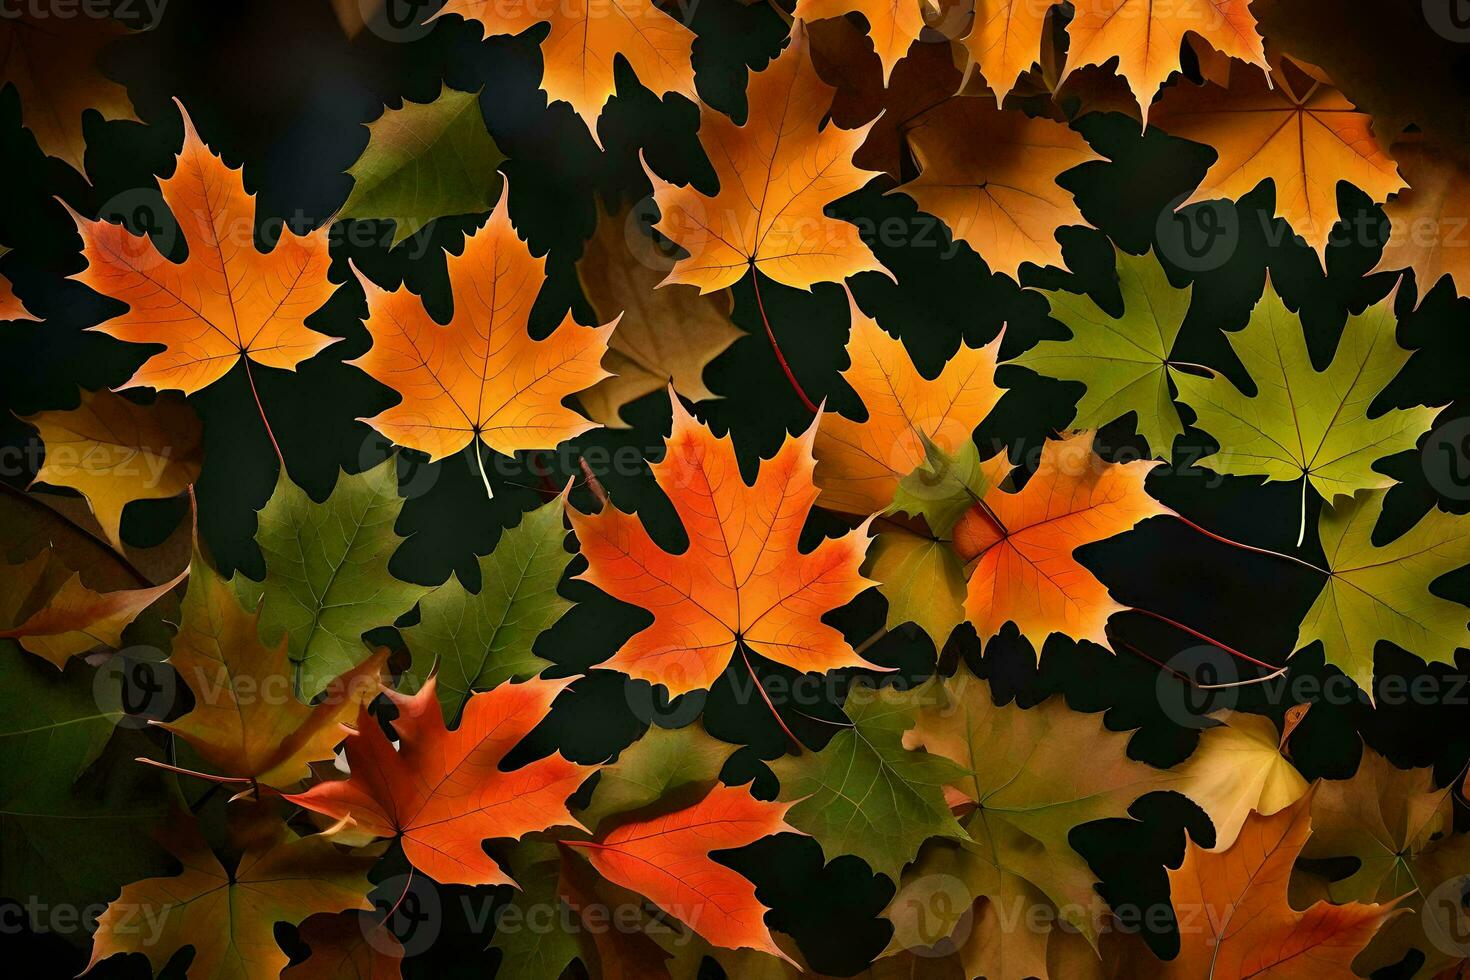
[134,757,256,784]
[1127,607,1281,672]
[242,357,285,470]
[741,646,802,754]
[1296,474,1309,548]
[374,866,415,933]
[750,269,818,414]
[474,439,494,500]
[1169,513,1328,576]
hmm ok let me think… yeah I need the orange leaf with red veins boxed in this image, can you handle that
[1152,65,1404,260]
[954,431,1168,651]
[568,392,876,696]
[962,0,1061,104]
[348,192,614,462]
[647,22,887,293]
[794,0,930,83]
[571,784,799,957]
[434,0,695,141]
[285,676,596,886]
[1140,792,1401,979]
[894,95,1102,278]
[69,100,338,395]
[1061,0,1267,123]
[813,295,1004,517]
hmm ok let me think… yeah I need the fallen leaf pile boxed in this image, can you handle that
[3,1,1470,978]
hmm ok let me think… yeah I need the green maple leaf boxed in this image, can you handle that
[402,495,572,721]
[888,436,988,538]
[1012,247,1193,458]
[489,841,583,980]
[340,84,506,247]
[770,682,970,882]
[887,674,1179,970]
[577,722,738,834]
[233,459,429,699]
[866,531,967,650]
[0,643,171,933]
[1297,489,1470,695]
[1174,280,1435,504]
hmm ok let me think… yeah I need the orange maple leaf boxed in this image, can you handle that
[1152,62,1404,259]
[953,431,1168,650]
[70,100,338,395]
[814,294,1005,517]
[1371,138,1470,300]
[285,676,596,887]
[962,0,1058,104]
[1062,0,1267,122]
[0,270,38,322]
[568,392,877,696]
[894,95,1101,278]
[349,191,614,462]
[434,0,695,141]
[647,21,888,293]
[1146,792,1400,978]
[569,784,800,957]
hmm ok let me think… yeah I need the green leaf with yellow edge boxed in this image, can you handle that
[401,495,571,721]
[866,531,967,649]
[233,459,429,699]
[340,84,505,247]
[770,682,970,882]
[1173,279,1436,503]
[886,673,1182,971]
[1297,488,1470,696]
[1012,247,1192,458]
[1293,746,1468,978]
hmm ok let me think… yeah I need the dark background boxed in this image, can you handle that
[3,0,1470,976]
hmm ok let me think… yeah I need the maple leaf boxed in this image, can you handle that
[794,0,930,83]
[852,36,965,180]
[955,430,1168,651]
[1173,710,1308,851]
[1296,747,1469,977]
[1371,138,1470,301]
[284,911,403,980]
[0,262,38,321]
[70,100,338,394]
[0,551,186,668]
[647,21,887,293]
[1011,246,1193,458]
[286,675,595,886]
[960,0,1057,104]
[1134,792,1399,978]
[162,555,388,788]
[339,84,506,247]
[1,644,171,921]
[770,681,970,882]
[576,721,739,834]
[85,812,376,980]
[1060,0,1267,122]
[0,5,138,170]
[232,460,429,699]
[576,204,741,428]
[1173,279,1435,506]
[567,392,876,696]
[887,673,1181,971]
[568,783,800,957]
[24,388,202,551]
[401,494,572,720]
[1151,62,1404,259]
[349,190,613,462]
[813,294,1004,518]
[433,0,696,141]
[894,94,1102,278]
[1297,489,1470,698]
